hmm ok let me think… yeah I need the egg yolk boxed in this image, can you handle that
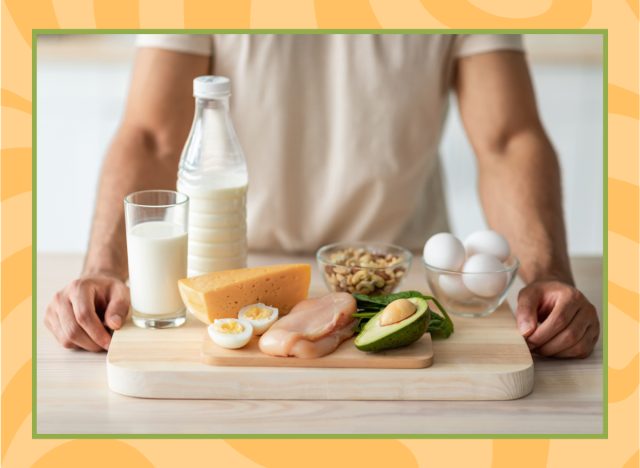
[244,306,272,320]
[214,321,244,334]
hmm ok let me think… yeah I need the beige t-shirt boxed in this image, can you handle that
[137,34,523,252]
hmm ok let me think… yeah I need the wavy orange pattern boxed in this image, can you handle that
[32,440,154,467]
[184,0,252,28]
[227,440,418,467]
[315,0,381,28]
[491,440,549,467]
[609,178,639,242]
[609,354,639,403]
[608,282,639,322]
[93,0,140,28]
[1,89,31,114]
[609,84,639,119]
[0,0,638,466]
[1,360,31,461]
[1,247,31,320]
[419,0,592,27]
[1,148,31,201]
[3,0,58,46]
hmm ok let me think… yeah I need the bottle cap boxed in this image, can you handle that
[193,76,231,99]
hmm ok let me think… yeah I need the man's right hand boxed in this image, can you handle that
[44,49,208,352]
[44,275,130,352]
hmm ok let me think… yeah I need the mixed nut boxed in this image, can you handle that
[322,247,407,295]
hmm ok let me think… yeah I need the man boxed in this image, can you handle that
[45,34,599,357]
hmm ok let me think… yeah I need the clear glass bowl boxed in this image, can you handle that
[316,242,412,296]
[424,256,519,318]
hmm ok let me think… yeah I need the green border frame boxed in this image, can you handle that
[31,28,608,440]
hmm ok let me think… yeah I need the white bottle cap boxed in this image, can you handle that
[193,76,230,99]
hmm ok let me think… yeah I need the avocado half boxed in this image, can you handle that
[354,297,430,352]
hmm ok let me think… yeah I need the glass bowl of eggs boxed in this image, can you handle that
[317,242,412,296]
[423,231,519,318]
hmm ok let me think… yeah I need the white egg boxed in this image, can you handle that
[238,303,279,335]
[439,274,474,301]
[208,318,253,349]
[423,233,466,271]
[462,254,508,298]
[464,230,511,262]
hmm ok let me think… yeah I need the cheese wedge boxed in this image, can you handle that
[178,264,311,324]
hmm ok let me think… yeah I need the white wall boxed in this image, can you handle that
[37,36,135,253]
[37,34,603,255]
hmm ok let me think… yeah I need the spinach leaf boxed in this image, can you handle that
[353,290,454,339]
[354,290,425,308]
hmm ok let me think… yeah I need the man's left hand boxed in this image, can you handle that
[515,280,600,358]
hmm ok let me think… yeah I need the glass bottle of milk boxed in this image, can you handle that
[177,76,248,276]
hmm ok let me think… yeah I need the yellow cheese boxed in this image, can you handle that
[178,264,311,324]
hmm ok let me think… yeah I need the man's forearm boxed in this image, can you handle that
[82,125,181,279]
[476,128,574,286]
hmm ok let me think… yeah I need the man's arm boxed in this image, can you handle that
[45,49,209,351]
[455,51,599,358]
[85,48,209,278]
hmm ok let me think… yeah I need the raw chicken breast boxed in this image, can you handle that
[258,292,357,358]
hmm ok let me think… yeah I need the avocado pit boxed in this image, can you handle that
[379,299,417,326]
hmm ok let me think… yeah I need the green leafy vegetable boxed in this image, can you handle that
[353,291,454,339]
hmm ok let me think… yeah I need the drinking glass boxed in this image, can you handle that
[124,190,189,328]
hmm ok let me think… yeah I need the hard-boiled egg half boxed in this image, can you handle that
[208,318,253,349]
[238,303,279,335]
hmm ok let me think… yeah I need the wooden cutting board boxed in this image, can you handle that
[107,301,534,401]
[201,334,434,369]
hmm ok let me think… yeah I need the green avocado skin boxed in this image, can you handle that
[354,301,430,352]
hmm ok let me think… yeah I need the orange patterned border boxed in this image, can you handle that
[2,0,638,466]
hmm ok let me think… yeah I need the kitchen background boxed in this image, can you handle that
[36,34,603,255]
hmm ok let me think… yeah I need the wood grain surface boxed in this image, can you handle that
[201,334,434,369]
[107,299,531,400]
[37,253,603,434]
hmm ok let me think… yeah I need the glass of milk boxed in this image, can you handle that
[124,190,189,328]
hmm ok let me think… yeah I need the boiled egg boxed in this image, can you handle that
[208,318,253,349]
[238,303,279,335]
[439,273,474,302]
[462,254,508,298]
[464,230,510,262]
[423,233,466,271]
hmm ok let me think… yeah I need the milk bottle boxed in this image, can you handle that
[178,76,248,276]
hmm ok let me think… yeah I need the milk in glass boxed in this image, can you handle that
[124,190,189,328]
[127,221,188,315]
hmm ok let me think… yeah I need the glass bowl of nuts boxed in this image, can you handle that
[316,242,413,296]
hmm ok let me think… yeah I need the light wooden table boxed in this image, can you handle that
[36,253,603,435]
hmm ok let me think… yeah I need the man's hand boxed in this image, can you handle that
[515,281,599,358]
[44,276,130,352]
[45,48,209,351]
[455,51,598,360]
